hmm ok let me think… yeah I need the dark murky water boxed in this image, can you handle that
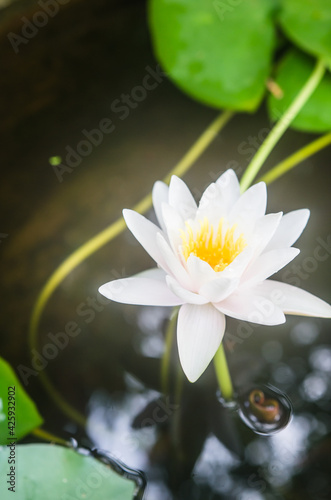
[1,1,331,499]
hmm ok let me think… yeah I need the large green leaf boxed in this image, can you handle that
[0,444,137,499]
[268,49,331,133]
[148,0,278,111]
[278,0,331,65]
[0,357,43,444]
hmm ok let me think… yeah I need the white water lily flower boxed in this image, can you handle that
[99,170,331,382]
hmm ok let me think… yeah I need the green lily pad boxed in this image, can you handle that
[0,444,137,499]
[148,0,278,111]
[0,357,43,444]
[268,49,331,132]
[278,0,331,66]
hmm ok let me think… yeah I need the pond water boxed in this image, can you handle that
[1,1,331,499]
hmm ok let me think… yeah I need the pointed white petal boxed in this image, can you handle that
[200,277,239,303]
[216,169,241,210]
[254,280,331,318]
[265,209,310,251]
[156,233,193,290]
[152,181,169,233]
[161,203,185,253]
[177,304,226,382]
[250,212,283,257]
[169,175,197,220]
[229,182,267,228]
[166,275,209,305]
[99,270,183,306]
[214,291,285,325]
[123,209,166,268]
[242,247,300,286]
[198,182,221,212]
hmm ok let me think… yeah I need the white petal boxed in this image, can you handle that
[123,209,166,268]
[166,275,209,305]
[156,233,193,290]
[186,255,217,288]
[152,181,169,233]
[177,303,226,382]
[214,291,285,325]
[254,280,331,318]
[229,182,267,229]
[249,212,283,257]
[99,270,183,306]
[215,169,241,210]
[161,203,185,253]
[199,276,239,303]
[169,175,197,220]
[198,182,221,213]
[242,247,300,286]
[221,246,254,280]
[186,248,253,290]
[265,209,310,251]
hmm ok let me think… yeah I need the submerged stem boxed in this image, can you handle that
[240,58,326,192]
[32,427,69,446]
[259,131,331,185]
[214,343,234,401]
[161,308,179,394]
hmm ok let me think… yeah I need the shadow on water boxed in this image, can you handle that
[1,1,331,499]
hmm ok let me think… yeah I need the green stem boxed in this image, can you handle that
[28,110,233,426]
[214,343,233,401]
[240,58,326,192]
[32,427,69,446]
[259,131,331,185]
[161,308,179,394]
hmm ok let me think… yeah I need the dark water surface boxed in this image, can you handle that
[1,1,331,499]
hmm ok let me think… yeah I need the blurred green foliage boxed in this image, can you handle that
[279,0,331,65]
[0,357,42,444]
[149,0,331,131]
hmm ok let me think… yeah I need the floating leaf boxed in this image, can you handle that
[148,0,278,111]
[278,0,331,65]
[0,444,138,499]
[268,49,331,132]
[0,357,43,444]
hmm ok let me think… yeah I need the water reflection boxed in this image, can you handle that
[78,316,330,498]
[309,345,331,372]
[272,363,296,385]
[268,415,311,486]
[290,320,319,345]
[261,340,283,363]
[87,390,159,469]
[134,307,170,358]
[300,372,328,402]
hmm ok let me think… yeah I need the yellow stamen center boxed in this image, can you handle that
[180,217,246,272]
